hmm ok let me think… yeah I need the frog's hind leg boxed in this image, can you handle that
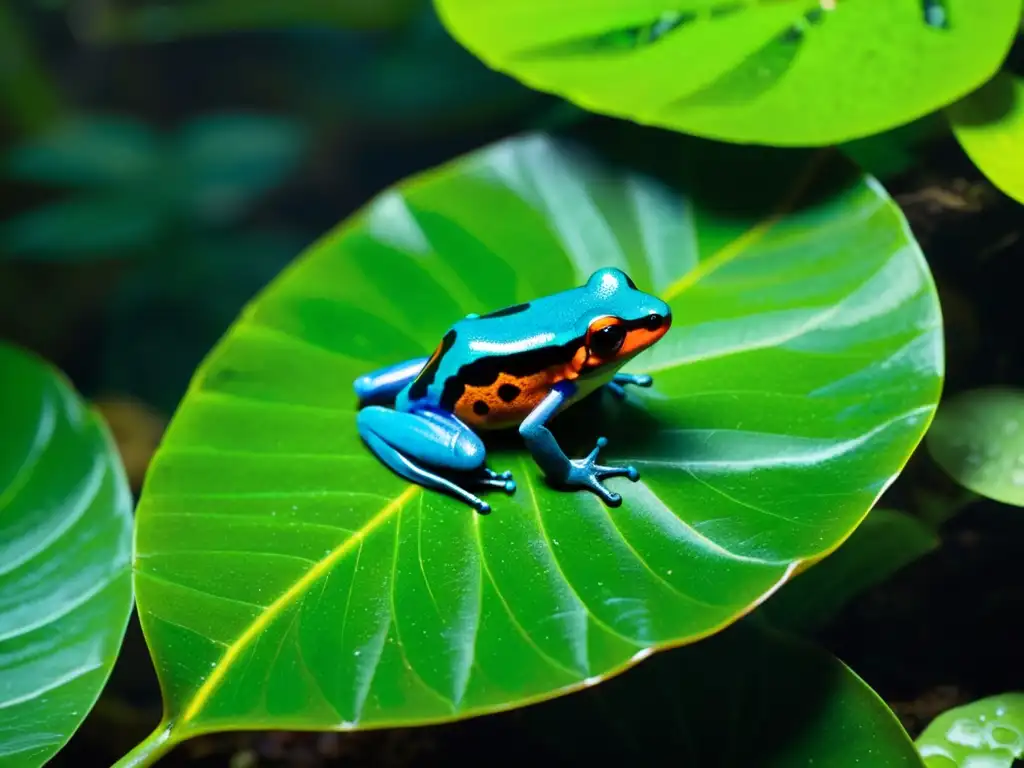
[353,356,430,406]
[357,406,508,513]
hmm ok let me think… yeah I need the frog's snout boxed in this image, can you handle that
[644,299,672,338]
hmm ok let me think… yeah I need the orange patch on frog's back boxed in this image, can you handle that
[455,367,564,430]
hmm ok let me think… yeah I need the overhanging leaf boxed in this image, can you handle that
[128,130,943,755]
[948,70,1024,205]
[916,693,1024,767]
[760,508,940,635]
[433,0,1022,146]
[508,622,925,767]
[0,343,134,767]
[926,387,1024,507]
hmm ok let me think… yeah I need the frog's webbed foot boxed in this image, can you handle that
[562,436,639,507]
[606,373,653,400]
[474,467,516,494]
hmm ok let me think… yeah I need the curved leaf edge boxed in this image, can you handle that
[946,69,1024,205]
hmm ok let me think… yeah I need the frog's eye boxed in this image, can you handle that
[587,317,626,358]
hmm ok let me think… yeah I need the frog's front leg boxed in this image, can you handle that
[353,356,430,406]
[520,381,639,507]
[357,406,515,513]
[605,372,653,400]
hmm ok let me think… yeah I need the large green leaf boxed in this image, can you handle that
[916,693,1024,767]
[759,508,939,635]
[433,0,1022,146]
[926,387,1024,507]
[948,70,1024,205]
[506,622,925,766]
[0,343,134,767]
[126,130,942,757]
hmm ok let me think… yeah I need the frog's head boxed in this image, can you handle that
[574,267,672,376]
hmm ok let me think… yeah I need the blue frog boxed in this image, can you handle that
[354,267,672,512]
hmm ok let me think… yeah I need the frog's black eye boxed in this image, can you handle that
[589,324,626,357]
[644,313,664,331]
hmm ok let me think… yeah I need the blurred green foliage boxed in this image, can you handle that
[2,113,308,259]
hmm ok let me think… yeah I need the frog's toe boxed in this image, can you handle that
[483,467,514,480]
[585,478,622,507]
[475,471,517,495]
[594,463,640,483]
[605,381,627,399]
[585,436,610,463]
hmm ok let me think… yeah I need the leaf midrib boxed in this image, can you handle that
[176,484,421,726]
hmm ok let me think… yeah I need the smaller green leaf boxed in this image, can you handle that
[761,508,939,634]
[926,388,1024,507]
[0,194,164,259]
[2,116,161,188]
[0,342,135,768]
[514,622,925,767]
[173,113,308,223]
[916,693,1024,767]
[948,71,1024,205]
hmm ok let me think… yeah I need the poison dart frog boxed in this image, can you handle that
[354,267,672,513]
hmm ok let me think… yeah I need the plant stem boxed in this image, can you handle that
[0,2,63,135]
[112,721,180,768]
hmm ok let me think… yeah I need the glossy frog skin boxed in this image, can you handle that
[354,267,672,513]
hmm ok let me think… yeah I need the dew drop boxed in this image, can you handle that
[1013,469,1024,486]
[354,650,361,657]
[666,569,673,575]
